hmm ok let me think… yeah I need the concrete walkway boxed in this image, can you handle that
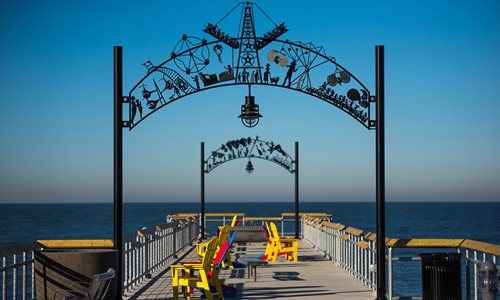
[125,241,373,300]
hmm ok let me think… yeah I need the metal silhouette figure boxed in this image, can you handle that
[192,75,200,90]
[241,69,249,83]
[141,84,153,99]
[282,60,297,87]
[131,97,143,124]
[213,44,223,63]
[199,72,219,86]
[219,65,235,82]
[264,64,271,84]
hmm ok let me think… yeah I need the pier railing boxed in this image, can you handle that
[302,216,500,300]
[0,242,38,300]
[302,217,377,290]
[123,217,198,293]
[0,217,198,300]
[2,213,499,300]
[171,212,332,238]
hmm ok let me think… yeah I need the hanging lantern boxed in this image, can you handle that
[238,95,262,128]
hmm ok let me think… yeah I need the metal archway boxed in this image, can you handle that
[200,137,299,240]
[113,2,387,299]
[124,3,374,130]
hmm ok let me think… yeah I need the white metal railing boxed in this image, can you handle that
[462,246,498,300]
[302,217,376,291]
[192,212,331,238]
[123,217,198,293]
[303,216,500,300]
[0,217,198,300]
[387,243,499,300]
[0,242,37,300]
[199,214,298,237]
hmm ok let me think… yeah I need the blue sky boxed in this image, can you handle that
[0,0,499,203]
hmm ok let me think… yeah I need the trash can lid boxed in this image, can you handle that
[419,252,462,262]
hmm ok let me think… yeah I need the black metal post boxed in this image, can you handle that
[200,142,205,239]
[113,46,124,299]
[294,141,299,239]
[375,45,387,300]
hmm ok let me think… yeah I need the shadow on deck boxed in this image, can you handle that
[124,241,373,300]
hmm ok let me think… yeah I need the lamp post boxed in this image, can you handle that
[200,142,205,240]
[113,46,124,299]
[375,45,387,300]
[294,141,299,239]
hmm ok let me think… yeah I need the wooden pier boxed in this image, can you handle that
[1,214,499,299]
[124,240,373,300]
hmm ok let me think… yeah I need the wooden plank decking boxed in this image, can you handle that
[124,240,373,300]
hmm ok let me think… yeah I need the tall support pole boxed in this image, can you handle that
[113,46,124,299]
[375,45,387,300]
[294,141,299,239]
[200,142,205,239]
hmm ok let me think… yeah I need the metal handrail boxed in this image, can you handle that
[0,217,198,300]
[1,244,37,300]
[302,216,376,290]
[123,217,198,293]
[302,215,500,300]
[198,213,310,237]
[385,240,499,300]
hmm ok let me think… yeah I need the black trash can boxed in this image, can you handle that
[420,252,462,300]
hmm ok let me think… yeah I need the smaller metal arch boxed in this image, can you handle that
[204,136,294,174]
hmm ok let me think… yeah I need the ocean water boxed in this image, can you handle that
[1,202,498,245]
[1,202,499,297]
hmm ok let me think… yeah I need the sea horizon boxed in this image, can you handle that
[2,202,498,245]
[1,199,499,204]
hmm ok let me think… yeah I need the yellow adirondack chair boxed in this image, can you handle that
[230,215,238,227]
[262,222,286,260]
[197,225,233,269]
[263,222,274,259]
[266,222,299,262]
[171,238,224,300]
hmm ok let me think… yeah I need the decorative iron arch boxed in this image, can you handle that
[125,2,374,130]
[204,136,294,174]
[200,138,300,242]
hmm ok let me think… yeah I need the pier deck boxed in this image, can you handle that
[125,240,373,300]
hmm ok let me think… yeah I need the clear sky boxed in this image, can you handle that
[0,0,499,203]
